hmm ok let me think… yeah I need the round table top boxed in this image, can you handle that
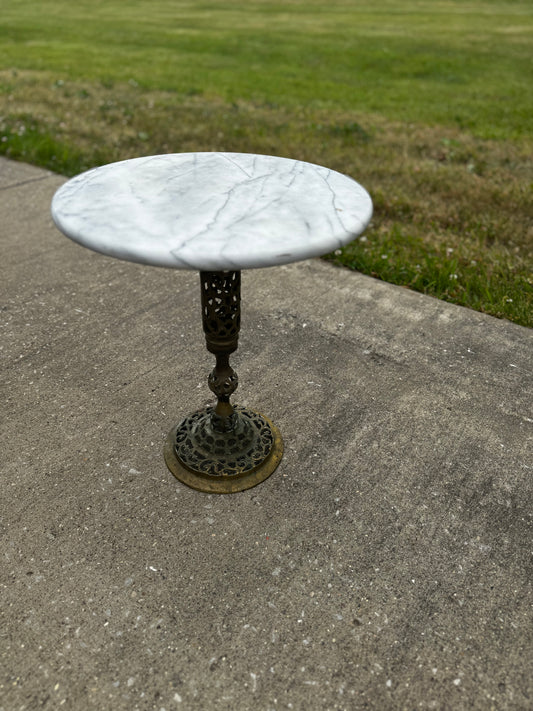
[51,152,372,271]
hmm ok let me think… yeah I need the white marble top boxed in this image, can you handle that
[51,152,372,271]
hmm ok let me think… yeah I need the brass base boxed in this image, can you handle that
[164,406,283,494]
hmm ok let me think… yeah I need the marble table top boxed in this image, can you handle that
[51,152,372,271]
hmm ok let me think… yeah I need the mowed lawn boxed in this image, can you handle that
[1,0,532,324]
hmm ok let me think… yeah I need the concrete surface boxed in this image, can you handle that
[1,156,532,711]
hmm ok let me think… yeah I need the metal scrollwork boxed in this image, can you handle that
[208,354,238,401]
[165,270,284,492]
[174,405,275,477]
[200,271,241,354]
[199,271,242,433]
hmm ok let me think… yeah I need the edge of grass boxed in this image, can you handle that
[1,94,531,328]
[325,226,532,328]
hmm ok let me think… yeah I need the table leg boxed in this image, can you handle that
[164,270,283,493]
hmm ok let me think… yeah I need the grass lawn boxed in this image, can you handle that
[1,0,532,326]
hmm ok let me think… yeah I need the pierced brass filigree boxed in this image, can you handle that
[172,405,274,476]
[164,270,283,493]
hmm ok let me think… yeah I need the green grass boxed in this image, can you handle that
[2,0,532,139]
[1,0,532,325]
[327,228,531,328]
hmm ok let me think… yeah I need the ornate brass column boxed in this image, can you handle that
[164,271,283,493]
[201,271,241,433]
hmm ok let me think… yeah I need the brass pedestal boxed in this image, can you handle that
[164,271,283,493]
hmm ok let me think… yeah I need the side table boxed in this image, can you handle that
[51,153,372,493]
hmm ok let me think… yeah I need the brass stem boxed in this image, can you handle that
[200,271,241,432]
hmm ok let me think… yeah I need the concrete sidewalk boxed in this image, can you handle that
[1,156,532,710]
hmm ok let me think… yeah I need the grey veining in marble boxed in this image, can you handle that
[51,152,373,270]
